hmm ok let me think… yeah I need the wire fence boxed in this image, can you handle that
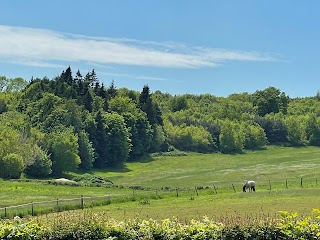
[0,194,112,219]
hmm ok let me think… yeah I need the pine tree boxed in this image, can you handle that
[60,66,73,85]
[83,87,93,113]
[107,80,117,99]
[139,85,156,125]
[93,111,109,168]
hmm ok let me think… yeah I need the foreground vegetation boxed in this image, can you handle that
[1,210,320,239]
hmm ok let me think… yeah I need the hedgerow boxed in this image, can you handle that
[1,210,320,239]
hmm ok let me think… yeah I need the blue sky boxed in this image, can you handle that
[0,1,319,97]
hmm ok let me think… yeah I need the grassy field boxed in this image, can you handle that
[96,145,320,190]
[1,146,320,220]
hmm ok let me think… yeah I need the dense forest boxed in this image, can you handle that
[1,67,320,179]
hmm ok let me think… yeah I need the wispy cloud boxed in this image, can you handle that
[99,71,168,81]
[0,25,279,69]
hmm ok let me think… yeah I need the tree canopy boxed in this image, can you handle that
[0,68,320,178]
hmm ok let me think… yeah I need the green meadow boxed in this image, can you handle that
[99,145,320,190]
[1,146,320,220]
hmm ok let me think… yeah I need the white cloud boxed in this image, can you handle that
[99,71,168,81]
[0,25,279,69]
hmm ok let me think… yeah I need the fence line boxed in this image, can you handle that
[0,194,114,219]
[1,177,319,218]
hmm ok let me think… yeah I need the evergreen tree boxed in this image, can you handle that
[74,69,83,83]
[93,111,109,168]
[107,80,117,99]
[60,66,73,85]
[83,86,93,112]
[78,130,95,170]
[84,69,98,87]
[139,85,156,125]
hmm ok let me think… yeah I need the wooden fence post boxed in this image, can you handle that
[195,186,199,196]
[80,195,84,209]
[176,188,179,197]
[31,203,34,216]
[56,199,59,212]
[4,207,7,218]
[213,185,218,194]
[232,184,236,193]
[301,178,303,187]
[286,179,288,189]
[269,180,271,190]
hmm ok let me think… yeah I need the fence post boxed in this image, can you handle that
[195,186,199,196]
[176,188,179,197]
[31,203,34,216]
[286,179,288,189]
[80,195,84,209]
[56,199,59,212]
[4,207,7,218]
[269,180,271,190]
[232,184,236,193]
[301,178,303,187]
[213,185,218,194]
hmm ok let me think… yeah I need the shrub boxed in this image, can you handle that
[1,210,320,239]
[0,153,24,179]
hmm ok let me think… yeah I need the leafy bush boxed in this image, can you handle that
[0,153,24,179]
[72,173,113,187]
[25,148,52,177]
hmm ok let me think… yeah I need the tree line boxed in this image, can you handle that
[0,67,320,178]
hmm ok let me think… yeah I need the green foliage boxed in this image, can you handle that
[0,153,24,179]
[252,86,289,116]
[165,119,216,153]
[305,114,320,146]
[73,173,113,186]
[49,128,80,176]
[24,146,52,177]
[5,77,28,92]
[139,85,160,125]
[109,96,153,158]
[5,67,320,179]
[219,120,245,153]
[285,115,307,146]
[169,94,188,112]
[0,76,27,93]
[255,114,288,144]
[2,211,320,239]
[149,124,167,152]
[78,130,95,171]
[0,99,8,113]
[243,123,267,149]
[93,111,109,168]
[103,112,131,167]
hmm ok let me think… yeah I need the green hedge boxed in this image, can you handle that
[1,210,320,239]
